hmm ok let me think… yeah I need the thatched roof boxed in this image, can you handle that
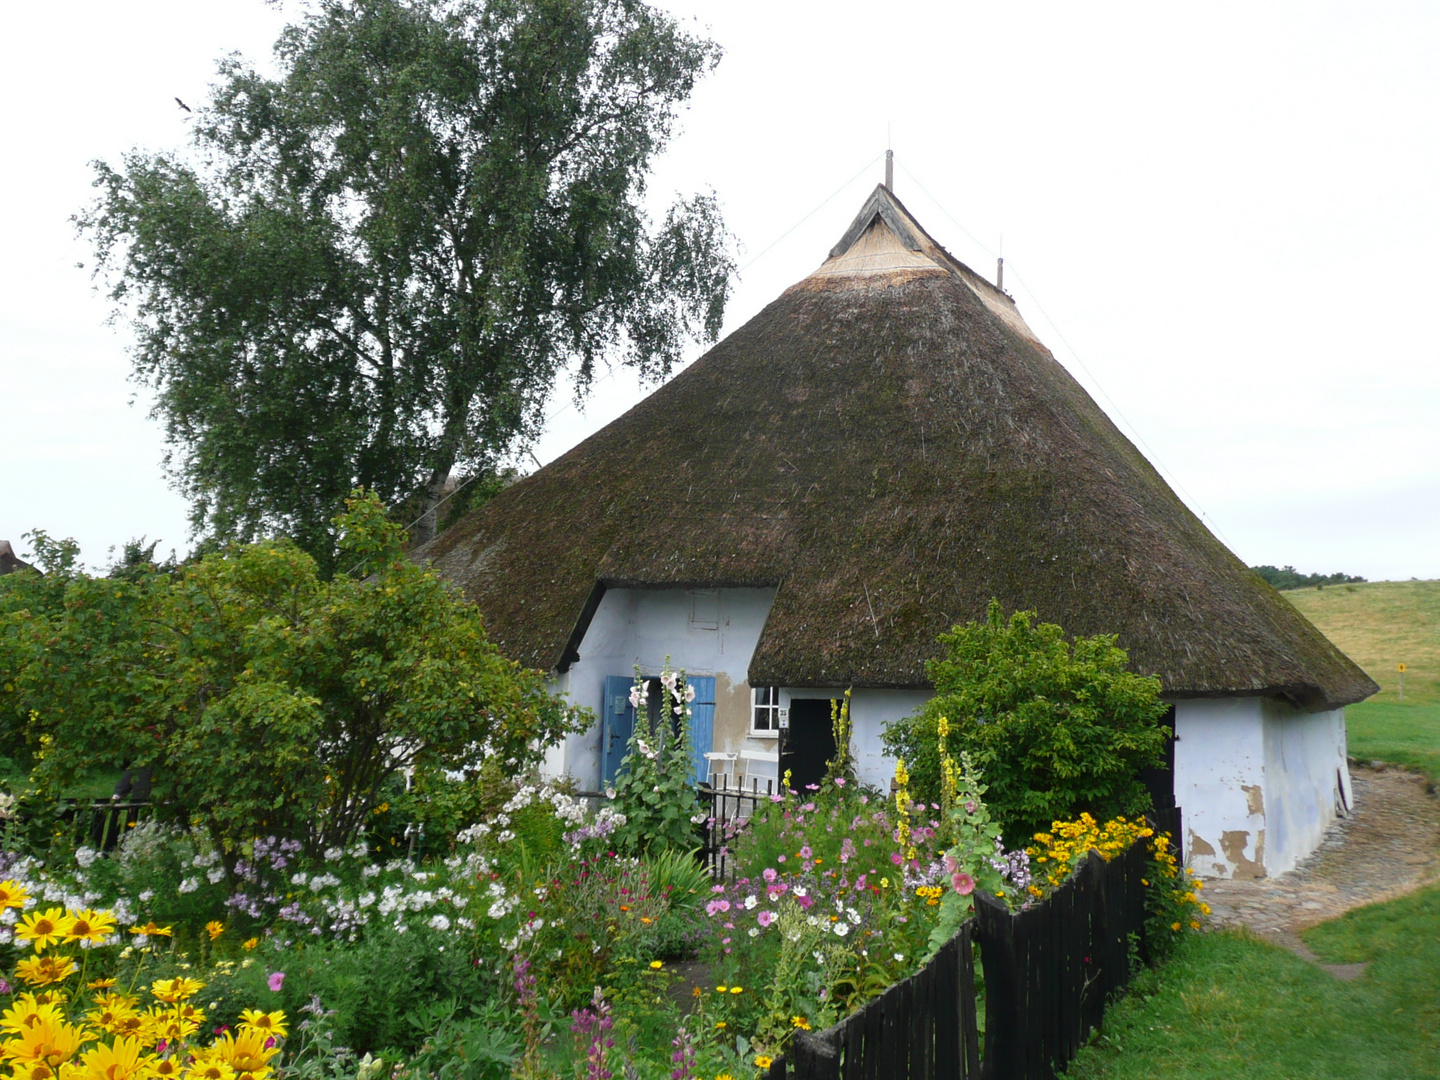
[419,185,1376,711]
[0,542,30,577]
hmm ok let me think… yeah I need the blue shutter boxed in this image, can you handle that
[687,676,716,786]
[601,675,636,786]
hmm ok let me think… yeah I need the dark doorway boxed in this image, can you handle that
[1141,705,1177,812]
[780,698,837,792]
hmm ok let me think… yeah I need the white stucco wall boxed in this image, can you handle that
[540,584,926,793]
[1261,700,1351,876]
[1175,696,1350,879]
[544,587,776,790]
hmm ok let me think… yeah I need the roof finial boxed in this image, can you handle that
[885,149,893,192]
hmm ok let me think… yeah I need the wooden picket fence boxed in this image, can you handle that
[763,809,1180,1080]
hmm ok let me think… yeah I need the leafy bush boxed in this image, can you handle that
[0,491,586,861]
[884,600,1170,840]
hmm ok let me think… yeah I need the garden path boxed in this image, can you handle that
[1201,763,1440,979]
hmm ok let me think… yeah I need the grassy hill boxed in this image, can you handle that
[1281,578,1440,779]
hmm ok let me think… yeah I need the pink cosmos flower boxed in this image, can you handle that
[952,872,975,896]
[799,846,813,860]
[797,895,814,910]
[268,971,285,992]
[777,855,787,863]
[763,868,778,883]
[757,911,775,928]
[891,852,903,866]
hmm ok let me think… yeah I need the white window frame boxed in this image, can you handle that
[751,685,782,737]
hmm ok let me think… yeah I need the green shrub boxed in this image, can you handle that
[883,600,1170,841]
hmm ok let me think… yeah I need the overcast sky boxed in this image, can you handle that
[3,1,1437,580]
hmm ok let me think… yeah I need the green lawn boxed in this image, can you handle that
[1065,885,1440,1079]
[1345,700,1440,782]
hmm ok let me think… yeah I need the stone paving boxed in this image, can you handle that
[1201,763,1440,978]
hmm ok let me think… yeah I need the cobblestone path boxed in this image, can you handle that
[1201,764,1440,978]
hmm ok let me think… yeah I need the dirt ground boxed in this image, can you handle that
[1201,763,1440,978]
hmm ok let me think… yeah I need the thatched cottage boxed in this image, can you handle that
[420,184,1376,880]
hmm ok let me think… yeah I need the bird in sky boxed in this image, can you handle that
[174,97,191,113]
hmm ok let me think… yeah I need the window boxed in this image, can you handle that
[752,686,781,734]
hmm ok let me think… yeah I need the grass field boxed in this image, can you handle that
[1065,886,1440,1079]
[1282,578,1440,705]
[1282,578,1440,780]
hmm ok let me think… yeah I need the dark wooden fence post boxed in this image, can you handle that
[790,1028,840,1080]
[974,891,1023,1080]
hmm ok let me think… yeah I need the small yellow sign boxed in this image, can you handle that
[1397,663,1407,673]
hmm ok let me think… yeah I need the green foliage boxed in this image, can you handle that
[0,491,586,859]
[78,0,733,565]
[885,599,1170,840]
[1251,564,1366,591]
[926,753,1009,956]
[608,666,703,857]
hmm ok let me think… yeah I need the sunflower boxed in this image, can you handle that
[205,922,225,942]
[144,1007,198,1044]
[149,978,203,1005]
[1,1017,91,1068]
[15,910,69,953]
[127,923,173,939]
[210,1030,279,1075]
[151,1058,182,1079]
[14,955,79,988]
[236,1011,286,1040]
[187,1062,237,1080]
[172,1003,206,1025]
[78,1035,152,1080]
[61,910,116,948]
[84,999,140,1038]
[0,995,63,1036]
[0,880,31,911]
[85,980,117,991]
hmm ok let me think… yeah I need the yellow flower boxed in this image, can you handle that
[62,910,116,947]
[146,1005,200,1044]
[241,939,259,952]
[0,880,31,911]
[1171,921,1181,932]
[2,1016,91,1068]
[754,1057,773,1070]
[14,955,78,987]
[85,980,116,991]
[78,1035,152,1080]
[649,961,663,970]
[128,923,172,939]
[206,922,226,942]
[714,1021,727,1030]
[790,1016,811,1030]
[238,1010,287,1039]
[715,986,727,993]
[188,1063,237,1080]
[728,986,743,994]
[15,910,69,953]
[85,998,140,1037]
[149,977,204,1004]
[210,1029,280,1074]
[0,994,64,1037]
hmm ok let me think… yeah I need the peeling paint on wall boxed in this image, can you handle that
[1242,784,1265,817]
[1219,829,1266,880]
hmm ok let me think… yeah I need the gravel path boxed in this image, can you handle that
[1201,764,1440,978]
